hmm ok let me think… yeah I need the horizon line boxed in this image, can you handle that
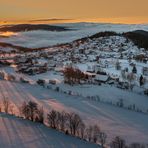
[0,18,148,25]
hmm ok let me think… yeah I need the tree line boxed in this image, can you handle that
[0,98,148,148]
[123,30,148,50]
[63,66,88,85]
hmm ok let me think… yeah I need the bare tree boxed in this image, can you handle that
[110,136,126,148]
[47,110,58,129]
[57,111,68,131]
[21,101,38,121]
[86,126,93,142]
[63,67,87,85]
[9,104,14,115]
[92,124,100,143]
[67,112,83,136]
[20,102,30,119]
[35,107,44,123]
[98,132,107,148]
[78,122,86,139]
[27,101,38,121]
[3,97,10,113]
[129,143,147,148]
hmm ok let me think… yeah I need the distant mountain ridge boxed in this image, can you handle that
[123,30,148,50]
[0,42,31,52]
[0,24,70,32]
[0,30,148,52]
[74,30,148,50]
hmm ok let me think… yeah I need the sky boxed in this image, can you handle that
[0,0,148,24]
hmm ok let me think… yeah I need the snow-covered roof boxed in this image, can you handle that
[95,74,109,82]
[85,72,96,76]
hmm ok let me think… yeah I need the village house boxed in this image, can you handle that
[143,67,148,76]
[95,74,110,83]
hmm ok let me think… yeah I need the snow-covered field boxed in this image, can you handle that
[0,23,148,48]
[0,80,148,144]
[0,113,98,148]
[5,62,146,113]
[55,83,148,111]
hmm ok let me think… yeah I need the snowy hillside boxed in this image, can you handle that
[0,22,148,147]
[0,80,148,144]
[0,113,98,148]
[0,23,148,48]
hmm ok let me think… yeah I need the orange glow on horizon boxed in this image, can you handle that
[0,0,148,25]
[0,31,18,37]
[0,17,148,26]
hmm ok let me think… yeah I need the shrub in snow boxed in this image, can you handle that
[55,87,60,92]
[127,72,136,91]
[116,99,124,108]
[139,75,144,86]
[132,65,137,74]
[37,79,45,86]
[144,89,148,96]
[115,61,121,70]
[129,143,148,148]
